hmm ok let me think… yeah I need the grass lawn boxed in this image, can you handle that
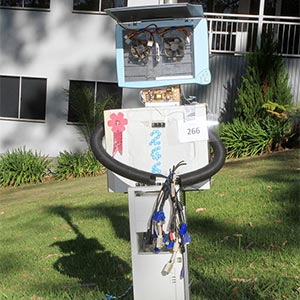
[0,149,299,300]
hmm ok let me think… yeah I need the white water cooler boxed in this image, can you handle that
[90,4,225,300]
[128,186,190,300]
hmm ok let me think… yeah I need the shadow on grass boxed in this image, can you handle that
[187,214,299,300]
[48,205,131,295]
[43,150,298,299]
[187,150,299,299]
[256,168,300,224]
[77,202,130,242]
[190,269,259,300]
[224,150,299,224]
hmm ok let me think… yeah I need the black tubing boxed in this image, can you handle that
[90,122,225,188]
[91,122,159,185]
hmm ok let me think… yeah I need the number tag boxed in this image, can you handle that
[178,119,208,143]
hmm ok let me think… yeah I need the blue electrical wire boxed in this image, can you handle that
[104,285,133,300]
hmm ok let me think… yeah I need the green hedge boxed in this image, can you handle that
[0,148,50,187]
[54,150,106,180]
[219,119,272,159]
[0,148,105,187]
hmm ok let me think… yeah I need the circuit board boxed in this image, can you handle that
[140,86,181,104]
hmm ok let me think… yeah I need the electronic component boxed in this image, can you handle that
[163,37,185,59]
[140,86,181,106]
[130,38,152,64]
[106,4,211,88]
[124,29,155,65]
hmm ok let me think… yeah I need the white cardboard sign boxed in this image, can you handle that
[178,119,208,143]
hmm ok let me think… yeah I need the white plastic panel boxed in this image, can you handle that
[104,104,210,192]
[128,186,190,300]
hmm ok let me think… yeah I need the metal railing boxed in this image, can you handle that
[205,13,300,57]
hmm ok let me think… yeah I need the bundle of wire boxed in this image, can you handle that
[144,161,191,276]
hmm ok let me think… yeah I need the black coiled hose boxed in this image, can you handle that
[90,122,225,188]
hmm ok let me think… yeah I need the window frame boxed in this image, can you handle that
[72,0,127,14]
[0,75,47,123]
[67,79,122,124]
[0,0,50,11]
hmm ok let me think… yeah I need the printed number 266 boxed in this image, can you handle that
[187,127,201,135]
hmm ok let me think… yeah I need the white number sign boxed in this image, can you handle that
[178,119,208,143]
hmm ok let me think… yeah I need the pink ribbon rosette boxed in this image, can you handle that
[107,112,128,156]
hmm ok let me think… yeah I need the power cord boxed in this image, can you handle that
[104,285,133,300]
[144,161,191,276]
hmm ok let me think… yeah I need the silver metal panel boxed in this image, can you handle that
[183,55,247,117]
[183,55,299,119]
[105,3,204,23]
[286,58,300,106]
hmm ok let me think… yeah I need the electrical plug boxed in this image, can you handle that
[180,266,185,279]
[152,231,158,238]
[179,223,187,235]
[173,240,180,252]
[152,211,165,222]
[155,222,164,249]
[147,39,154,47]
[182,233,191,245]
[166,240,174,249]
[154,247,161,253]
[161,261,174,276]
[156,234,164,249]
[163,233,169,244]
[169,231,175,241]
[124,35,131,45]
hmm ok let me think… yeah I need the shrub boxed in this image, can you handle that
[54,150,105,180]
[0,148,50,187]
[234,32,293,123]
[220,32,295,158]
[260,116,289,151]
[219,119,272,159]
[287,105,300,147]
[263,101,300,149]
[66,85,121,144]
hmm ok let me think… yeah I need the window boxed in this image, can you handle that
[68,80,122,123]
[73,0,127,12]
[0,76,47,121]
[0,0,50,9]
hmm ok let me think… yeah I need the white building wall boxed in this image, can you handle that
[0,0,159,156]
